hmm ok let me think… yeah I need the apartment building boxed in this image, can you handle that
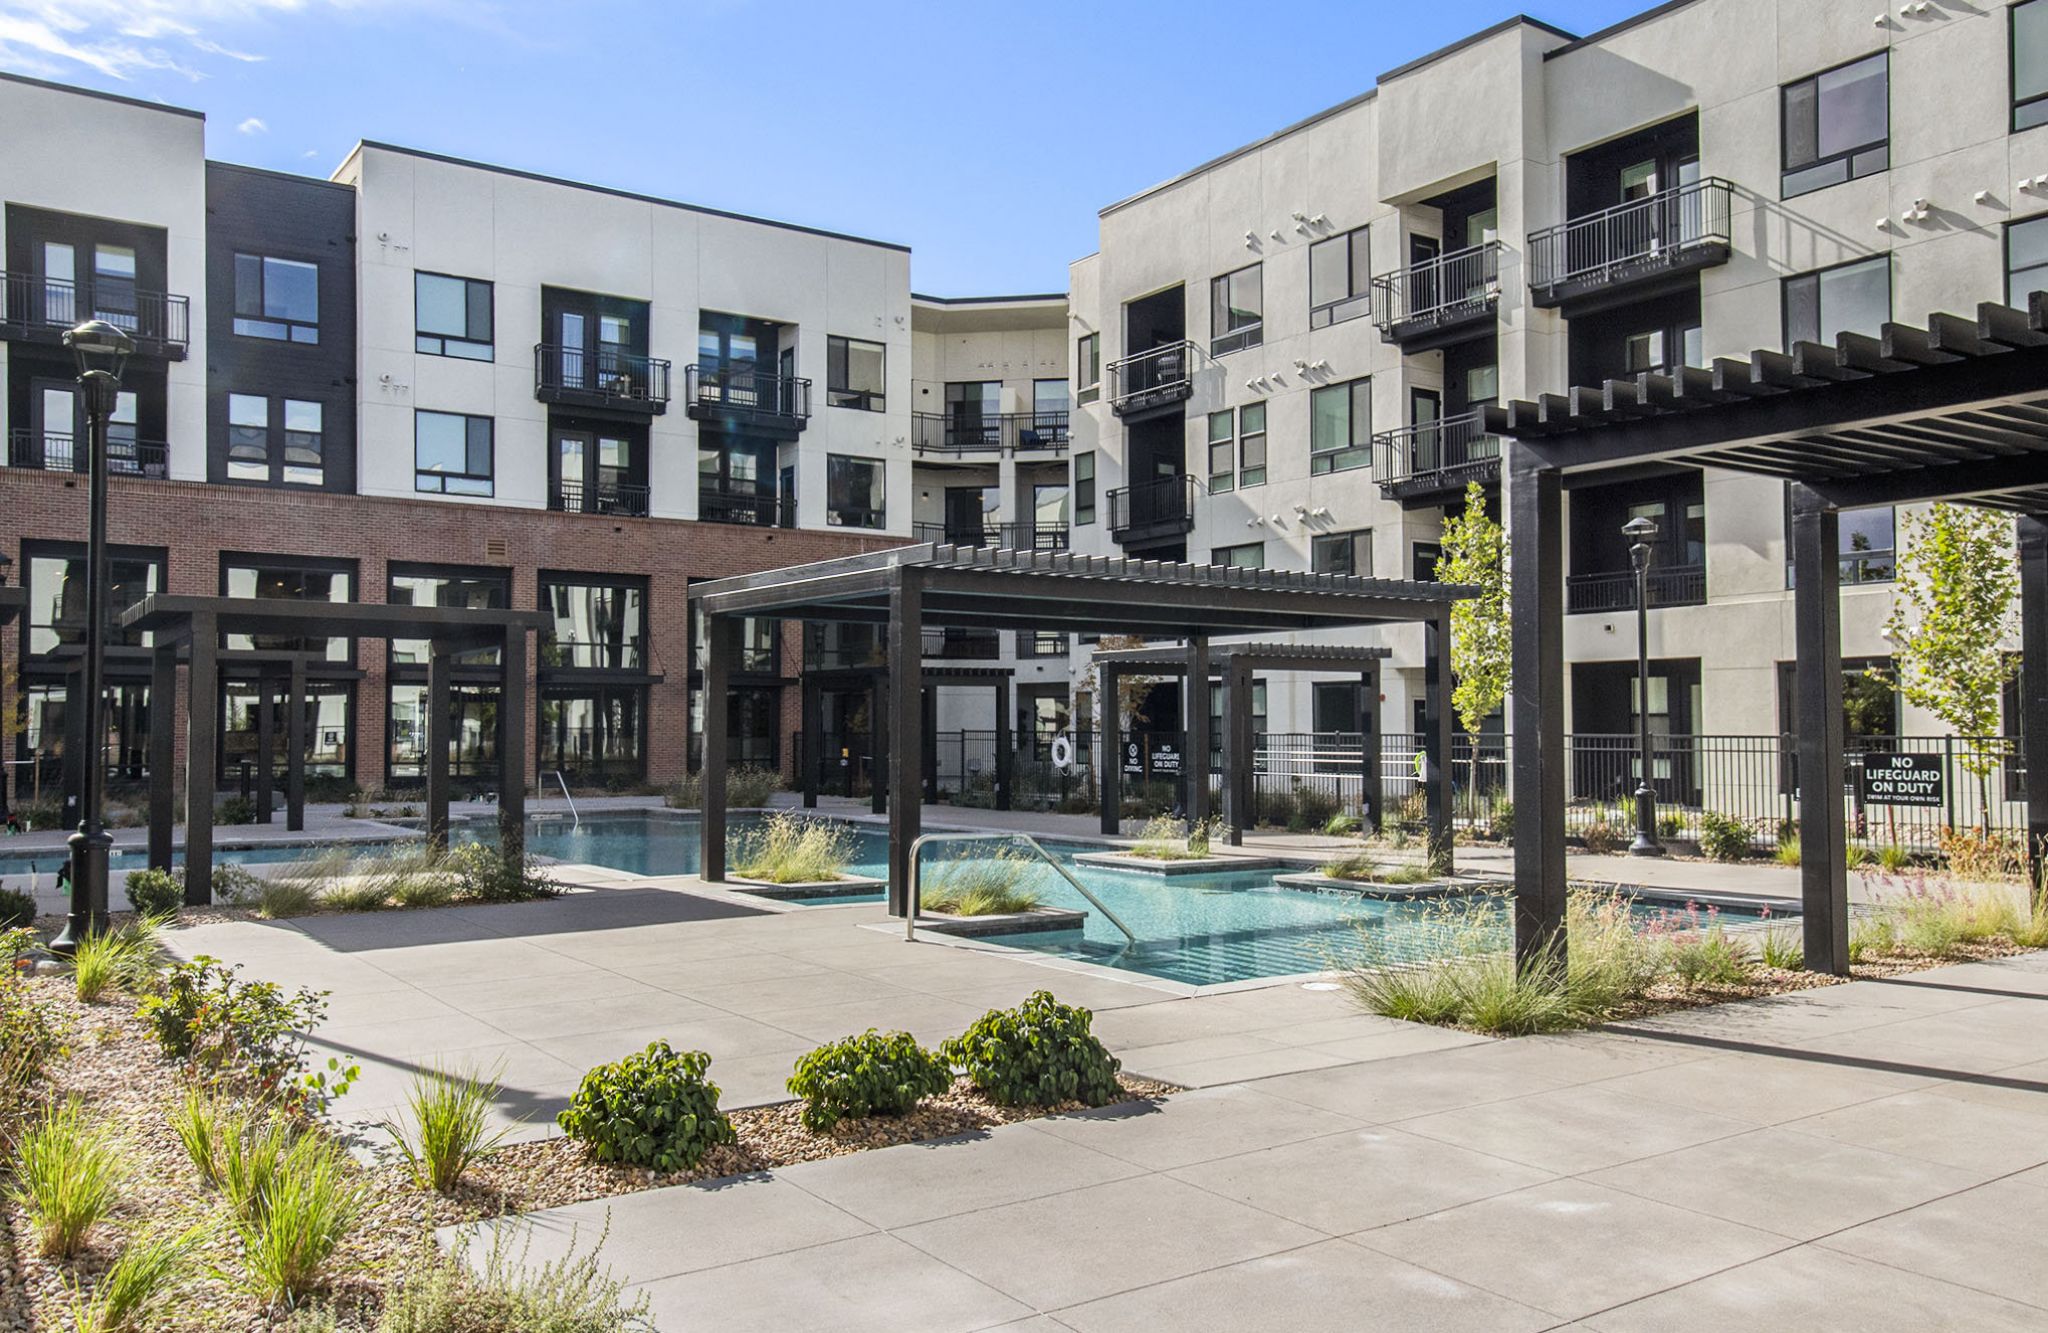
[1065,0,2048,766]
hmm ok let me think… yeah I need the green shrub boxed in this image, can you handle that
[169,1085,232,1187]
[1320,849,1380,882]
[941,992,1121,1108]
[1578,820,1624,854]
[666,765,784,810]
[0,886,39,929]
[251,876,322,919]
[1485,799,1515,844]
[1775,836,1801,867]
[443,843,559,903]
[1667,928,1752,987]
[377,1218,653,1333]
[210,863,265,906]
[1698,811,1753,862]
[1876,842,1913,873]
[786,1030,952,1132]
[732,814,854,884]
[557,1041,735,1171]
[319,878,393,913]
[1130,815,1201,861]
[1323,812,1361,837]
[63,1220,205,1333]
[218,1113,298,1221]
[1758,926,1803,970]
[1,967,61,1100]
[123,868,183,917]
[70,915,166,1003]
[233,1133,364,1306]
[217,796,257,826]
[1289,784,1341,833]
[8,1099,125,1257]
[921,846,1042,916]
[1656,811,1683,839]
[136,956,357,1112]
[385,1064,512,1194]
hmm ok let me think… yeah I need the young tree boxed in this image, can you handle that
[1434,481,1510,820]
[1882,503,2020,818]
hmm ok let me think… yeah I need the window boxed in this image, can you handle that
[24,544,164,655]
[414,411,494,496]
[389,566,508,666]
[1311,530,1373,578]
[1784,256,1891,348]
[1210,264,1263,355]
[2017,0,2048,131]
[1212,542,1264,570]
[1032,379,1069,422]
[2009,215,2048,308]
[826,454,885,528]
[1412,541,1443,582]
[1309,225,1372,328]
[541,685,646,783]
[225,394,325,487]
[1238,402,1267,488]
[541,577,646,670]
[1783,490,1895,586]
[826,335,886,411]
[222,557,353,661]
[692,607,780,674]
[1782,52,1889,197]
[1076,333,1100,402]
[233,253,319,343]
[1021,630,1068,658]
[1207,410,1235,494]
[1310,378,1371,475]
[415,273,493,359]
[1074,452,1096,524]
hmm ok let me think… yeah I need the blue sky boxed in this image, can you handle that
[0,0,1657,294]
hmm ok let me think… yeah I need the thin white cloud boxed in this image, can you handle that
[237,115,265,134]
[0,1,460,81]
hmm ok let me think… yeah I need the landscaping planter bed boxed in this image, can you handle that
[728,874,886,900]
[1073,851,1283,877]
[1273,871,1471,899]
[911,905,1088,937]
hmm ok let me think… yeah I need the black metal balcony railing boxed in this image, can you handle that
[1108,474,1197,540]
[533,344,672,409]
[7,429,169,478]
[910,411,1070,456]
[1565,563,1707,614]
[910,521,1070,551]
[1528,178,1734,307]
[1108,341,1196,417]
[700,487,794,528]
[1787,549,1897,588]
[921,627,1003,660]
[685,365,812,432]
[1373,413,1502,501]
[1,272,191,354]
[1371,242,1502,345]
[551,479,650,517]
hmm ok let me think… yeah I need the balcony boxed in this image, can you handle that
[1373,413,1501,509]
[1,272,190,359]
[700,486,793,528]
[922,627,1002,661]
[1565,564,1706,614]
[685,365,812,438]
[1108,341,1196,420]
[533,345,671,414]
[550,479,650,518]
[1371,241,1502,351]
[1528,179,1733,313]
[911,411,1069,458]
[6,429,169,479]
[1108,474,1197,546]
[910,521,1069,551]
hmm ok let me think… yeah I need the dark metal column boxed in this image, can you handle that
[994,676,1013,812]
[800,670,821,809]
[1185,637,1211,828]
[1361,661,1383,836]
[148,643,176,871]
[183,612,217,906]
[701,613,733,881]
[1510,452,1567,966]
[254,671,275,825]
[1220,655,1250,846]
[61,664,84,830]
[921,685,939,804]
[2022,516,2048,896]
[1099,662,1121,834]
[871,676,888,816]
[499,624,528,866]
[1791,483,1848,975]
[285,657,306,833]
[1423,613,1454,873]
[426,644,451,854]
[886,571,924,916]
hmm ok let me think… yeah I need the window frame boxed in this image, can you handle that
[1207,408,1235,494]
[232,251,320,344]
[1309,377,1372,476]
[1781,254,1893,351]
[1076,333,1101,403]
[1211,541,1264,571]
[1238,401,1267,488]
[539,572,649,671]
[414,271,494,360]
[825,334,887,411]
[1309,225,1372,328]
[1209,263,1264,356]
[1074,451,1096,525]
[2007,214,2048,308]
[224,392,326,489]
[1780,50,1890,198]
[825,453,887,529]
[413,410,495,497]
[1310,529,1373,578]
[2017,0,2048,132]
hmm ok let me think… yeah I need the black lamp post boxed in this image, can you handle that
[51,319,133,954]
[0,550,11,823]
[1623,514,1665,858]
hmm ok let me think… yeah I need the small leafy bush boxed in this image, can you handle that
[1486,799,1515,844]
[1698,811,1753,863]
[136,956,357,1112]
[443,842,560,903]
[1578,820,1624,854]
[8,1098,125,1257]
[217,796,257,826]
[377,1218,653,1333]
[786,1030,952,1132]
[211,862,265,905]
[1656,811,1683,839]
[732,814,854,884]
[64,1220,206,1333]
[0,886,38,929]
[557,1041,735,1171]
[941,992,1121,1108]
[234,1133,364,1306]
[1667,928,1752,988]
[385,1064,513,1193]
[123,868,183,917]
[1,967,61,1101]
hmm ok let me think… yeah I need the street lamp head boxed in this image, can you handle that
[63,319,134,383]
[1621,515,1659,543]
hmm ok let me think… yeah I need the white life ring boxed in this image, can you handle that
[1050,735,1075,770]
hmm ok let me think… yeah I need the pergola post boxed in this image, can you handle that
[499,623,528,866]
[871,676,888,815]
[800,669,821,809]
[1221,655,1251,846]
[994,676,1013,812]
[1791,483,1849,975]
[148,642,176,871]
[1361,659,1383,835]
[426,643,452,854]
[2022,516,2048,897]
[1185,636,1211,828]
[285,657,306,833]
[183,612,217,907]
[886,570,924,916]
[1099,662,1122,835]
[701,613,733,881]
[1423,612,1454,873]
[1510,452,1566,967]
[254,671,275,825]
[921,685,939,805]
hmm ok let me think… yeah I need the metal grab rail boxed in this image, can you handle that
[551,770,581,828]
[904,831,1137,946]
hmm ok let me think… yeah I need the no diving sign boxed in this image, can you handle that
[1860,752,1944,808]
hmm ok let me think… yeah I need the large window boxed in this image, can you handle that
[23,544,164,655]
[222,556,353,661]
[1212,542,1264,570]
[1076,333,1100,402]
[541,576,646,670]
[2009,215,2048,308]
[232,253,319,343]
[1782,52,1889,197]
[1309,225,1371,328]
[415,272,493,359]
[1207,410,1235,495]
[1074,451,1096,525]
[226,394,324,487]
[1783,256,1890,349]
[414,411,494,497]
[826,455,885,528]
[1783,492,1895,587]
[1310,530,1372,578]
[541,685,646,784]
[388,566,508,666]
[1032,379,1069,421]
[387,682,497,786]
[2017,0,2048,131]
[1310,378,1371,475]
[1210,264,1263,356]
[827,335,886,411]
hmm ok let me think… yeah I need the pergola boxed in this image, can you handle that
[121,594,548,903]
[0,585,20,814]
[1093,642,1396,845]
[690,545,1471,913]
[1489,294,2048,975]
[798,663,1015,813]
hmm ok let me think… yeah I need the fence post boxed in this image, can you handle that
[1944,735,1958,832]
[1781,734,1794,839]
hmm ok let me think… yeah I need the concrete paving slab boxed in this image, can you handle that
[1784,1090,2048,1175]
[1593,1048,1932,1124]
[1253,1045,1569,1123]
[781,1126,1144,1229]
[1024,1084,1361,1172]
[1395,1083,1755,1175]
[1818,1177,2048,1309]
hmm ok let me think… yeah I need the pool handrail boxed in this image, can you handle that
[904,831,1139,947]
[551,770,581,828]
